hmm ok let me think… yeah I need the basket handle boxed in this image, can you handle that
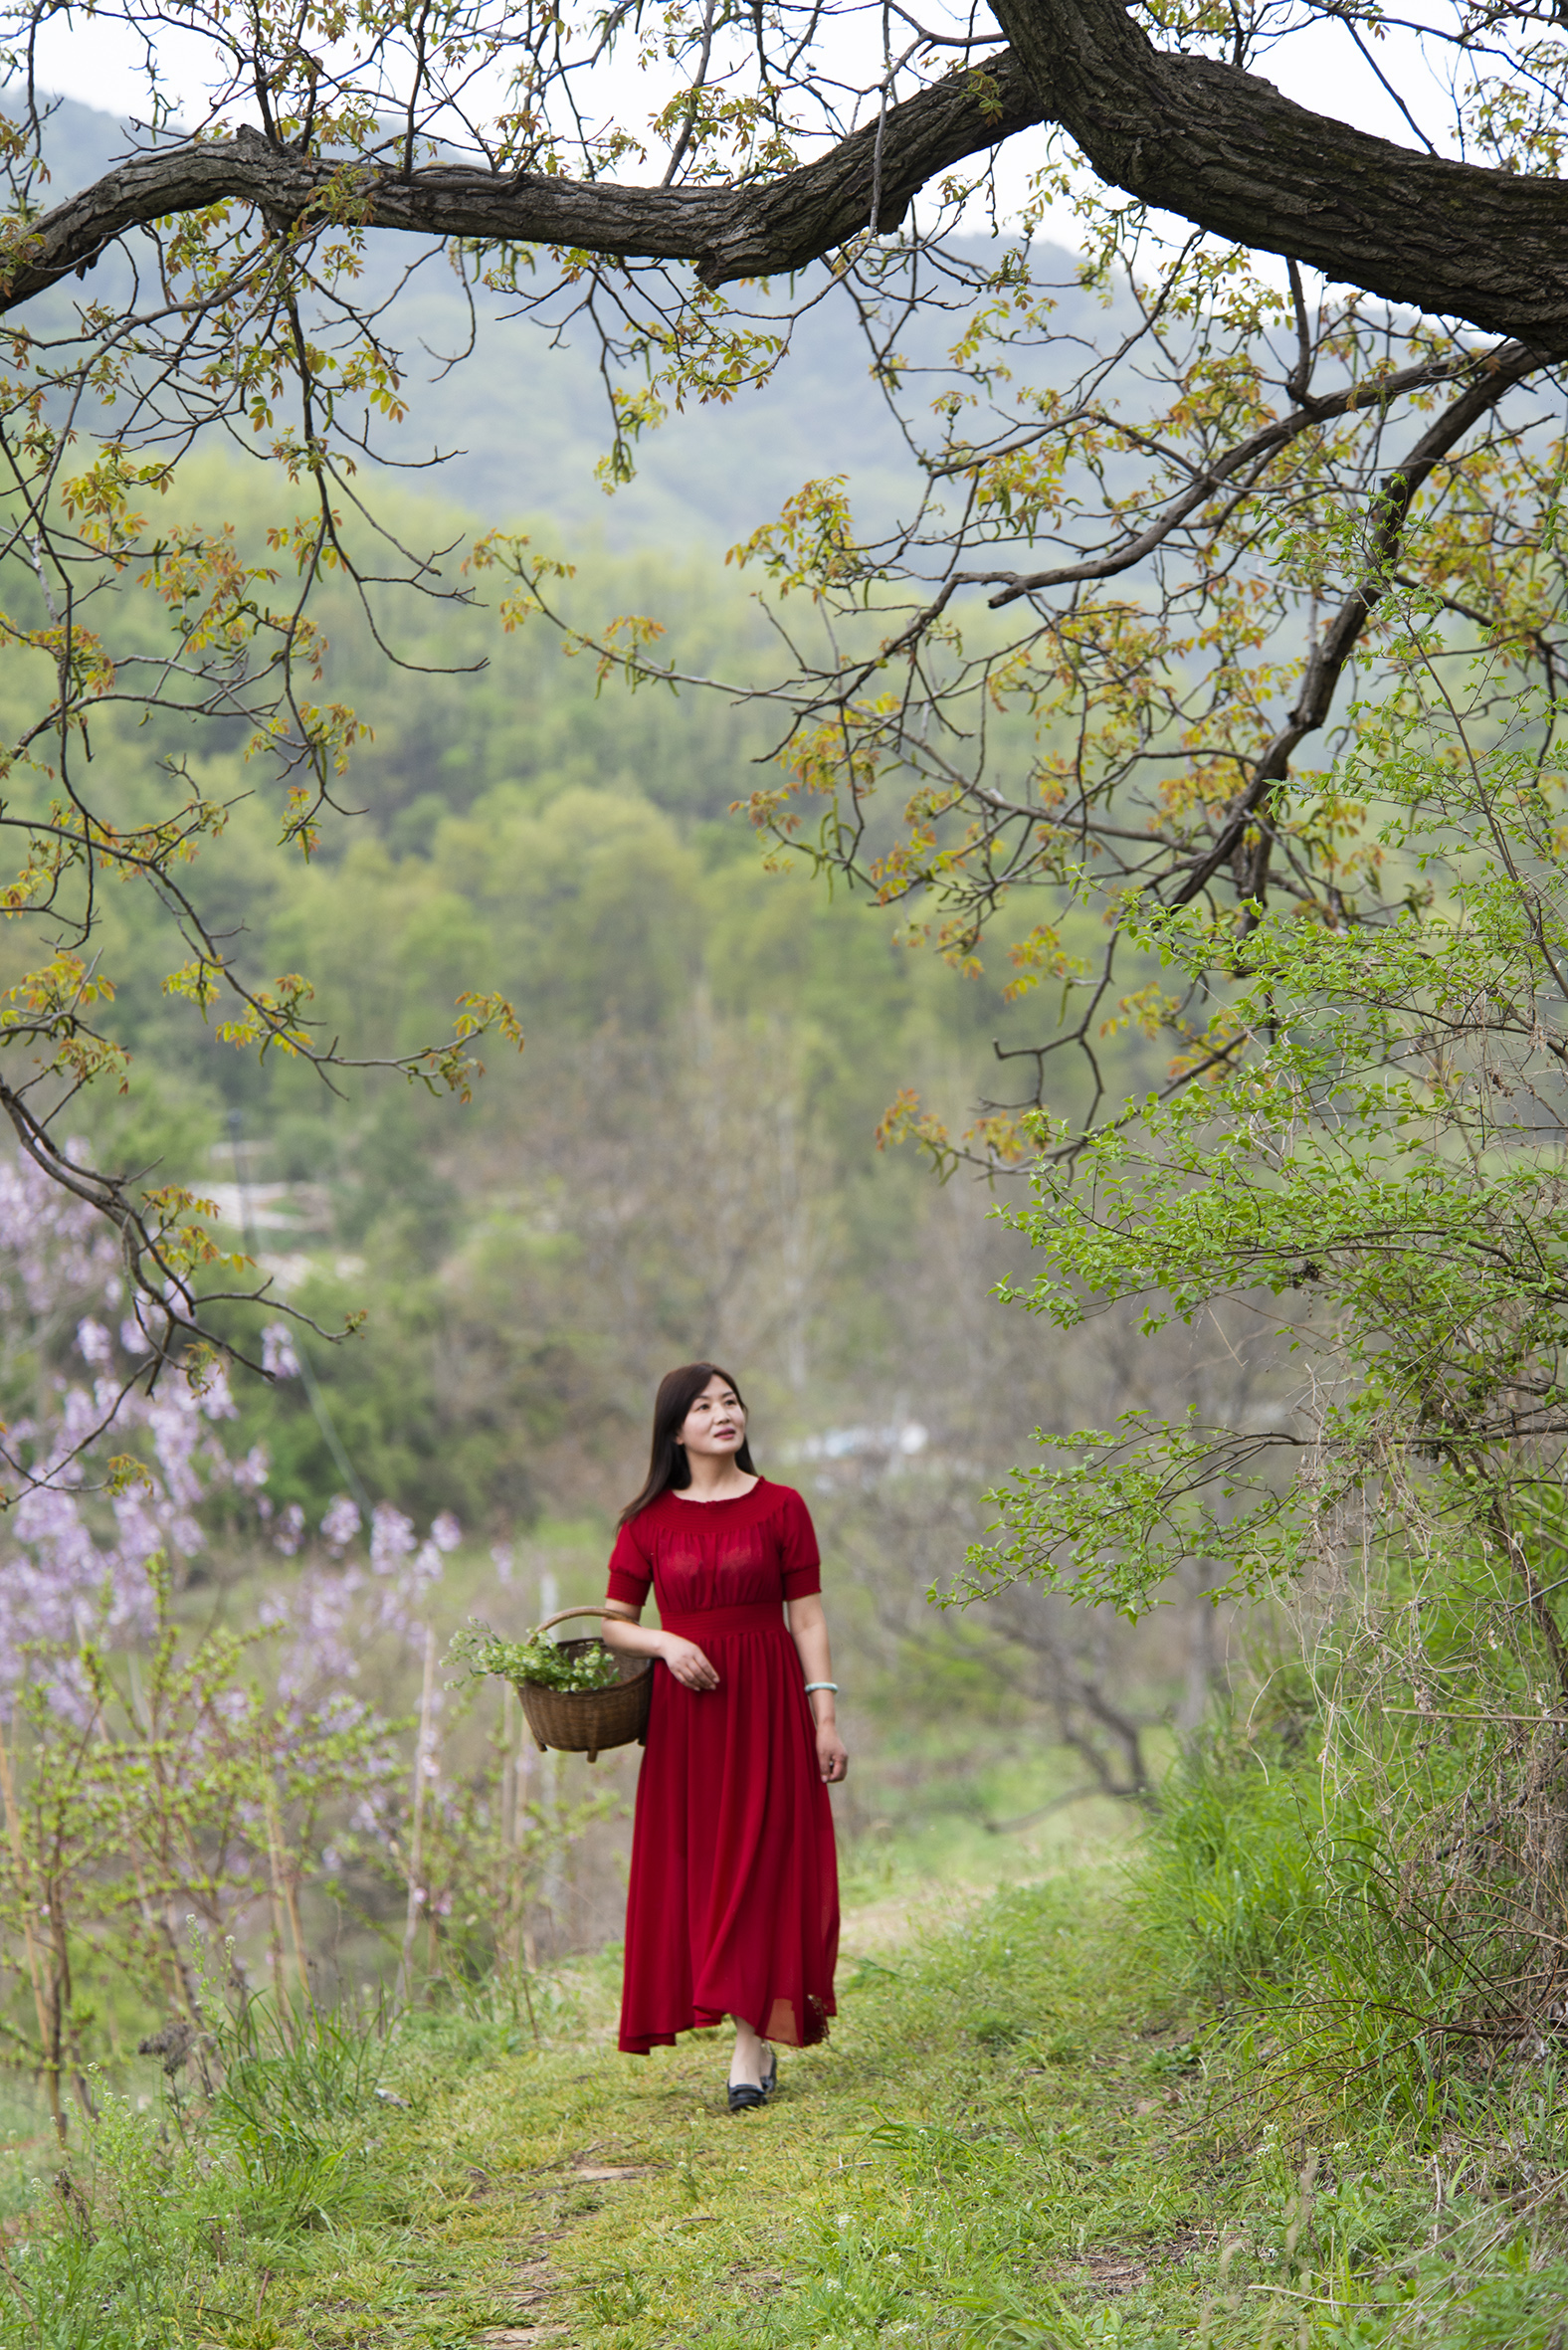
[531,1603,640,1640]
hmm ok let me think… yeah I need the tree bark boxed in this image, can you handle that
[0,56,1043,313]
[988,0,1568,350]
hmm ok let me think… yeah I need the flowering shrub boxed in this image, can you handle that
[0,1152,266,1676]
[0,1149,576,2132]
[2,1555,399,2137]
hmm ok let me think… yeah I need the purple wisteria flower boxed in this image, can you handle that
[76,1317,112,1368]
[261,1322,300,1380]
[369,1502,416,1572]
[321,1495,361,1552]
[0,1149,280,1686]
[0,1148,458,1760]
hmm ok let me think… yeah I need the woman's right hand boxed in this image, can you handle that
[660,1635,718,1691]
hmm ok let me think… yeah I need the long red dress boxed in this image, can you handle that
[607,1477,839,2056]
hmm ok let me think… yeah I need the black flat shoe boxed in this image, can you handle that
[727,2081,766,2113]
[759,2050,777,2099]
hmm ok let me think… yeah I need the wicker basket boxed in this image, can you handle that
[513,1606,652,1763]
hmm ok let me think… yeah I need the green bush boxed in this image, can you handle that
[1133,1731,1517,2128]
[1134,1734,1341,1994]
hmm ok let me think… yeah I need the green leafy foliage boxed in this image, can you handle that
[963,588,1568,1628]
[451,1622,621,1693]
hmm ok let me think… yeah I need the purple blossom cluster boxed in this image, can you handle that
[263,1495,462,1705]
[260,1321,300,1379]
[0,1156,500,2016]
[0,1154,462,1719]
[0,1146,121,1321]
[0,1152,257,1687]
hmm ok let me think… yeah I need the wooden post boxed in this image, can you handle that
[264,1792,292,2046]
[266,1786,314,2021]
[399,1626,438,2005]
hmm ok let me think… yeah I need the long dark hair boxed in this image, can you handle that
[618,1361,756,1527]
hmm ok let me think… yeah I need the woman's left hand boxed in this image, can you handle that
[816,1723,849,1784]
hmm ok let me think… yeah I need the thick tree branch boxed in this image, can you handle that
[17,3,1568,346]
[0,55,1044,311]
[988,0,1568,350]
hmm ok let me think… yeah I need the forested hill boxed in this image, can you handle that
[22,93,1100,548]
[0,96,1163,1542]
[0,448,1161,1535]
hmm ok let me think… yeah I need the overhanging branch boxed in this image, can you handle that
[5,8,1568,361]
[1167,337,1547,908]
[0,54,1044,312]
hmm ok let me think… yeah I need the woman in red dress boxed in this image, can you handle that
[601,1362,847,2109]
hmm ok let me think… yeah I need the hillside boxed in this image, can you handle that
[18,93,1108,548]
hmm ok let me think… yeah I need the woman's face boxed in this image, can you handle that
[679,1374,747,1460]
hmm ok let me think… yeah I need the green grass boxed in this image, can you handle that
[11,1859,1568,2348]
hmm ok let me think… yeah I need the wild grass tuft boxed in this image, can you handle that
[1133,1731,1343,1994]
[0,1995,392,2350]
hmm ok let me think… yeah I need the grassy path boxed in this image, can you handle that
[32,1864,1568,2347]
[235,1869,1214,2350]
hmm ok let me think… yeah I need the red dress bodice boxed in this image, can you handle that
[606,1477,822,1619]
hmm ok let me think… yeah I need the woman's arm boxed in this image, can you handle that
[785,1593,849,1783]
[601,1602,718,1691]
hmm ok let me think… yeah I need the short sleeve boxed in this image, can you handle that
[606,1512,654,1609]
[778,1486,822,1601]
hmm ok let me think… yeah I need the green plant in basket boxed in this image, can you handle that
[450,1623,621,1694]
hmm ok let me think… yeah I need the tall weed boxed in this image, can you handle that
[1135,1734,1342,1992]
[0,1994,388,2347]
[1134,1732,1530,2124]
[203,1992,387,2235]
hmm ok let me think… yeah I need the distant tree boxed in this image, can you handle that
[0,0,1564,1474]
